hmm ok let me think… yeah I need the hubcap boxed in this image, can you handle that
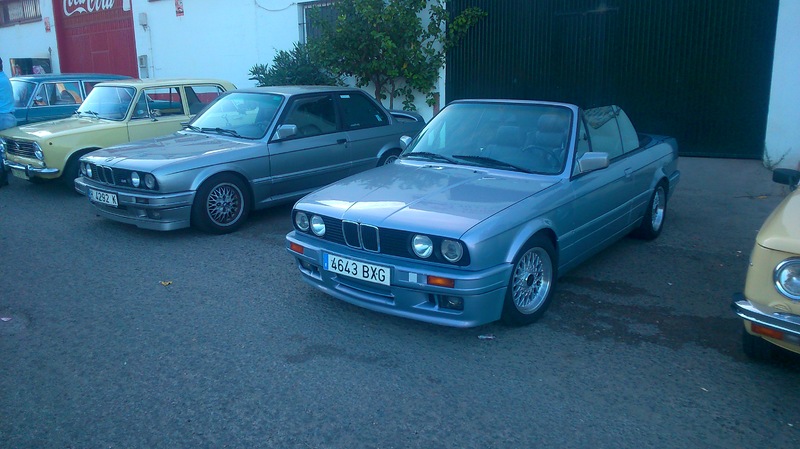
[651,187,665,231]
[207,183,243,226]
[512,247,553,314]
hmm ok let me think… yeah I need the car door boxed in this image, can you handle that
[127,85,190,142]
[29,81,82,123]
[335,91,394,174]
[266,93,350,201]
[563,108,634,266]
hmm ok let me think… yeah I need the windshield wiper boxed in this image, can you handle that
[452,154,531,173]
[401,151,458,164]
[184,124,202,132]
[78,110,99,118]
[201,127,242,138]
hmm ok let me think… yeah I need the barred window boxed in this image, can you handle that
[299,1,337,44]
[0,0,41,26]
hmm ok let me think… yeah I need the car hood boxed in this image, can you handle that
[298,162,560,237]
[4,116,122,140]
[758,188,800,254]
[83,132,253,172]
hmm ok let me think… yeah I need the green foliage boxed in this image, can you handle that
[307,0,485,110]
[248,43,343,87]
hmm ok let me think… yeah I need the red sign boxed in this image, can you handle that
[63,0,116,17]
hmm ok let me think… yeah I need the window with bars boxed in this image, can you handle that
[0,0,41,26]
[299,1,337,44]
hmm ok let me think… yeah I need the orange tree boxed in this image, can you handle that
[308,0,485,110]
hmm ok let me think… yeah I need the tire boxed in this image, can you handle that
[633,183,667,240]
[378,150,401,166]
[741,327,774,361]
[60,156,81,189]
[191,173,250,234]
[501,235,557,326]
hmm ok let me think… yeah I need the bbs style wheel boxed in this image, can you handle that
[191,173,250,234]
[501,235,557,326]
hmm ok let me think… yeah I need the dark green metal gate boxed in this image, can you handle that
[446,0,779,158]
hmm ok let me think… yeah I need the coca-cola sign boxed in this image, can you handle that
[63,0,116,17]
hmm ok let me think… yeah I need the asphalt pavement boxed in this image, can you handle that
[0,156,798,449]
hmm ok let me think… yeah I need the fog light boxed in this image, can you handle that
[427,275,455,288]
[438,295,464,311]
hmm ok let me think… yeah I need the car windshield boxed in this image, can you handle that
[11,80,35,108]
[403,102,573,175]
[76,85,136,120]
[188,92,284,139]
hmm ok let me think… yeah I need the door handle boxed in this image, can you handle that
[624,168,633,178]
[337,139,347,145]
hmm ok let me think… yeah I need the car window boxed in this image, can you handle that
[186,85,226,115]
[572,118,592,175]
[281,95,337,138]
[84,81,104,95]
[132,87,184,119]
[78,85,136,120]
[53,82,82,105]
[338,92,387,130]
[584,106,624,159]
[189,91,284,139]
[11,80,35,107]
[32,83,58,107]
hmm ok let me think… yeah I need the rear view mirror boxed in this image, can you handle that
[274,124,298,141]
[773,168,800,190]
[577,152,609,174]
[400,135,413,150]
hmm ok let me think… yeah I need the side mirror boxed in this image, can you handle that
[773,168,800,191]
[274,124,298,141]
[577,152,609,174]
[399,135,413,150]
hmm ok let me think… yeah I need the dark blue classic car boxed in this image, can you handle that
[11,73,130,125]
[286,100,680,327]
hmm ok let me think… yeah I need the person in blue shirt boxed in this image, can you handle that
[0,56,16,186]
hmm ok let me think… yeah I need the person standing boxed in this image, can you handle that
[0,56,17,186]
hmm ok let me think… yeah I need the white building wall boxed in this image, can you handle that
[0,1,59,75]
[764,0,800,169]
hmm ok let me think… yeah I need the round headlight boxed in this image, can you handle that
[130,171,141,187]
[80,162,86,176]
[775,258,800,300]
[412,234,433,258]
[85,164,93,178]
[144,174,156,189]
[441,239,463,263]
[310,215,326,236]
[33,143,44,161]
[295,212,309,231]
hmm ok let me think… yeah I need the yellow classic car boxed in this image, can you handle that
[0,78,235,187]
[733,168,800,360]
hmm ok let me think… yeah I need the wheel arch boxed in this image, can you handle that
[191,168,254,206]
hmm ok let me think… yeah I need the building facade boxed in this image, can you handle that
[1,0,798,166]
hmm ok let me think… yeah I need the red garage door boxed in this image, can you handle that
[54,0,138,77]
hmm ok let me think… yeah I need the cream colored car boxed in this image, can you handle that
[733,168,800,360]
[0,78,234,187]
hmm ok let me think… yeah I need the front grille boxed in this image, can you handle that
[4,138,37,158]
[295,211,471,266]
[87,163,118,186]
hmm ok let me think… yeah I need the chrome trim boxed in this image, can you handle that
[4,160,59,175]
[732,297,800,338]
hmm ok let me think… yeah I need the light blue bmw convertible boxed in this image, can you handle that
[286,99,680,327]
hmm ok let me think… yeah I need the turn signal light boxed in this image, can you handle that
[427,276,455,288]
[751,323,784,340]
[289,242,305,255]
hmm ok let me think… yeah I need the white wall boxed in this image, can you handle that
[764,0,800,169]
[0,1,59,75]
[130,0,301,89]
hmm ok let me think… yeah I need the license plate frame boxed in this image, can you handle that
[324,253,390,286]
[88,188,119,207]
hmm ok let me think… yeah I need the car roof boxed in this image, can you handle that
[11,73,131,82]
[93,78,236,89]
[232,85,367,96]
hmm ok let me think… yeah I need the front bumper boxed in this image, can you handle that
[4,159,59,177]
[732,293,800,351]
[286,231,510,328]
[75,176,195,231]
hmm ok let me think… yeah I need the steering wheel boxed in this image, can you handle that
[521,145,561,170]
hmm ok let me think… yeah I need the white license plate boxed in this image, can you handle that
[88,188,118,207]
[324,253,390,286]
